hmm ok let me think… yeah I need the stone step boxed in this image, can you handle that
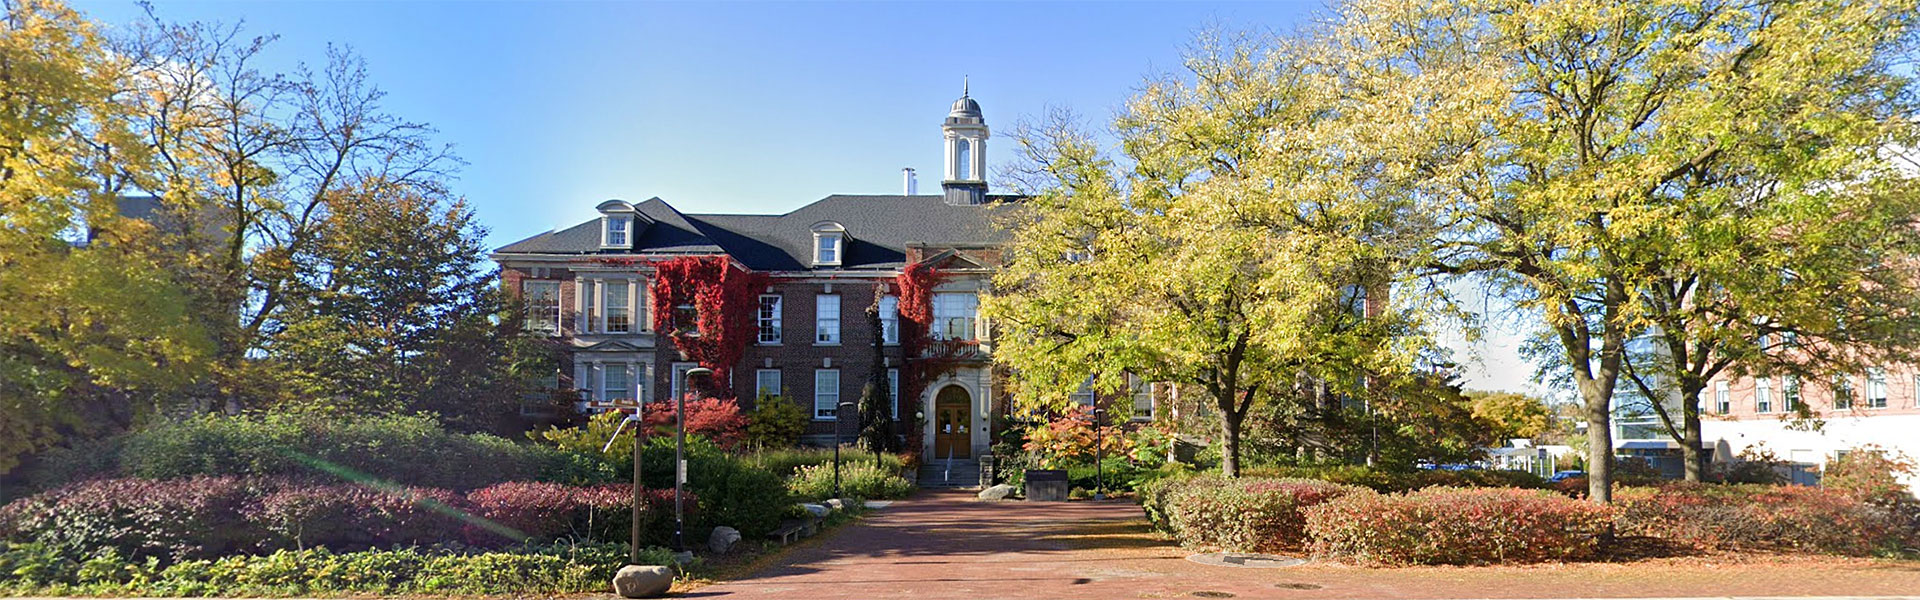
[916,462,984,489]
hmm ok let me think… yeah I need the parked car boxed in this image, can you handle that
[1547,470,1585,483]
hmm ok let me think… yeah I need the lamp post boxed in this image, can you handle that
[1092,407,1107,501]
[834,400,856,499]
[678,367,713,555]
[600,409,645,565]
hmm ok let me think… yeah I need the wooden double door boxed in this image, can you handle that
[933,385,972,459]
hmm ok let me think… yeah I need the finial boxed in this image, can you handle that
[963,75,969,97]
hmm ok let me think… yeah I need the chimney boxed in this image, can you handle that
[902,167,917,195]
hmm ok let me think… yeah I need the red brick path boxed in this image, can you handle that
[688,491,1920,600]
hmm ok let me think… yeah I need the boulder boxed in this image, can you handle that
[977,484,1016,501]
[708,526,742,554]
[800,503,830,518]
[824,498,845,511]
[612,565,673,598]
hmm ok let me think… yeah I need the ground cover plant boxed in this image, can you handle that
[0,541,672,596]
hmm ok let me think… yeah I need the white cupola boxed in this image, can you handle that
[941,79,989,205]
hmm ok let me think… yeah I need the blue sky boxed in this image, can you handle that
[73,0,1539,395]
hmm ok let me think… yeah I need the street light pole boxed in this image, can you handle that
[679,367,713,555]
[834,400,855,499]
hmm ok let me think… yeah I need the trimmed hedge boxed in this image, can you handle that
[1145,475,1366,553]
[0,478,690,562]
[26,414,595,492]
[1613,483,1912,555]
[1305,487,1614,565]
[0,542,670,596]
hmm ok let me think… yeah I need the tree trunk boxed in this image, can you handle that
[1584,391,1613,503]
[1682,394,1704,482]
[1221,407,1243,479]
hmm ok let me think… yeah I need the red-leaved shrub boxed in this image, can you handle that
[0,476,263,560]
[643,396,748,449]
[1159,477,1367,553]
[1613,483,1909,555]
[464,482,687,546]
[1306,487,1614,565]
[246,484,464,551]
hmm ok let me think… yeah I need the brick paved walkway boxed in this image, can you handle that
[687,491,1920,600]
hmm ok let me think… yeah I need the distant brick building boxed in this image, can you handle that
[492,92,1036,459]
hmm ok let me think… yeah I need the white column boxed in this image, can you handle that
[591,361,605,404]
[972,138,987,182]
[574,277,587,332]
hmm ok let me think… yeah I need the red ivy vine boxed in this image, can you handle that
[895,261,971,451]
[650,256,769,397]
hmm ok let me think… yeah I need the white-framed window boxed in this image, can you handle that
[814,369,840,420]
[758,295,782,344]
[601,363,632,405]
[811,222,846,267]
[1834,375,1855,410]
[670,362,698,402]
[522,280,560,334]
[1714,380,1731,414]
[816,294,840,344]
[603,215,630,247]
[579,279,598,332]
[931,293,978,341]
[604,280,631,333]
[880,295,900,345]
[1756,378,1773,413]
[1129,374,1153,419]
[1783,375,1800,412]
[1867,368,1888,409]
[887,368,900,419]
[1072,374,1096,406]
[756,369,781,399]
[956,139,973,179]
[816,234,841,265]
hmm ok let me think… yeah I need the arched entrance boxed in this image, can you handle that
[933,385,972,459]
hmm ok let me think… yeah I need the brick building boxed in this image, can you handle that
[492,92,1019,459]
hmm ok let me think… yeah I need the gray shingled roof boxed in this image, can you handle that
[494,194,1020,271]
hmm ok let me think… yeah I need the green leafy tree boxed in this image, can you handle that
[857,286,897,458]
[267,177,514,425]
[1466,391,1552,441]
[0,0,211,473]
[985,33,1431,478]
[1326,0,1920,500]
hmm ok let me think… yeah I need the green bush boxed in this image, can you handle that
[33,414,578,492]
[0,541,670,596]
[637,437,790,537]
[788,462,914,501]
[744,394,810,449]
[1157,477,1367,553]
[745,446,906,480]
[1306,487,1614,565]
[1066,458,1144,493]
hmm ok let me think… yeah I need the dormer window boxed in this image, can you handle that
[595,199,639,249]
[604,216,630,247]
[811,222,846,267]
